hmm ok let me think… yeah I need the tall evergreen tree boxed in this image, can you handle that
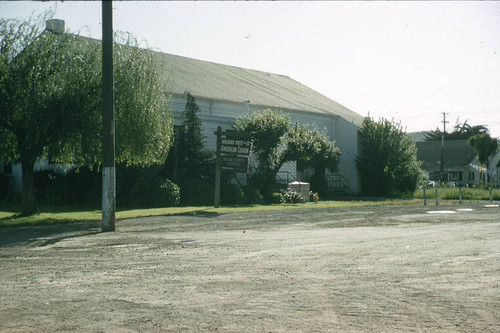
[177,93,212,180]
[173,93,213,205]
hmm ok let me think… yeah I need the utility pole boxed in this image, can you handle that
[102,0,116,232]
[441,112,449,137]
[440,112,448,183]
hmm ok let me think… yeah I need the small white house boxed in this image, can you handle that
[416,139,499,186]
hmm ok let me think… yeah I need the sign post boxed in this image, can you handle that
[214,127,252,208]
[214,126,222,208]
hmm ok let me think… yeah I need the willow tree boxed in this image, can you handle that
[0,13,173,216]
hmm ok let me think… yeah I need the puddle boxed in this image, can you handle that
[427,210,456,214]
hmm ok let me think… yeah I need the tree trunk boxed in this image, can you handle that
[21,160,37,216]
[311,167,327,197]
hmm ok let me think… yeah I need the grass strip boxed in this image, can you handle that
[0,199,422,228]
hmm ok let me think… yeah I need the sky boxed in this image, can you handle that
[1,1,499,138]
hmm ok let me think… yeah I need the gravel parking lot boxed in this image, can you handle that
[1,203,499,332]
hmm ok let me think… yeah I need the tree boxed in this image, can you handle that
[235,110,290,201]
[177,93,212,179]
[172,93,213,205]
[0,13,173,215]
[285,122,340,196]
[424,120,488,141]
[235,109,340,201]
[356,118,420,197]
[468,133,498,183]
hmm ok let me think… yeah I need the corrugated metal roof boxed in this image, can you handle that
[416,140,477,171]
[155,52,364,126]
[69,32,363,126]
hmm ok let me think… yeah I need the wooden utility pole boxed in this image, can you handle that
[440,112,448,183]
[102,0,116,231]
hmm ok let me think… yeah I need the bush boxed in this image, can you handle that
[31,165,178,208]
[33,167,101,206]
[128,176,152,207]
[221,183,245,205]
[309,173,328,197]
[270,192,286,204]
[159,179,180,207]
[181,178,214,206]
[357,118,420,196]
[116,165,139,206]
[65,167,101,206]
[242,184,264,205]
[34,170,68,205]
[309,191,319,203]
[281,189,305,203]
[128,170,180,208]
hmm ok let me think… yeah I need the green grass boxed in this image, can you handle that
[0,199,421,228]
[2,188,497,228]
[414,186,500,201]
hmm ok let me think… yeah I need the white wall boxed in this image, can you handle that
[173,95,361,191]
[488,149,500,186]
[333,116,360,192]
[1,161,22,193]
[4,95,361,194]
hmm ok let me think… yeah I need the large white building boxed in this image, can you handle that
[1,20,365,194]
[160,52,364,192]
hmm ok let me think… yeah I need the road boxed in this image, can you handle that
[1,203,499,332]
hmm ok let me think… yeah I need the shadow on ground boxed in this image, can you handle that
[0,222,100,247]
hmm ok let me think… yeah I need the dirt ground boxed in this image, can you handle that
[1,203,499,332]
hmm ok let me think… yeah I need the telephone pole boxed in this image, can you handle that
[102,0,116,232]
[440,112,449,183]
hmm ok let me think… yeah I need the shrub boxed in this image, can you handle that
[221,183,245,205]
[357,118,420,196]
[159,179,180,207]
[116,165,139,206]
[127,171,180,208]
[34,170,68,205]
[33,167,102,206]
[181,178,214,206]
[242,184,264,205]
[270,192,286,204]
[309,191,319,203]
[281,189,305,203]
[30,165,179,208]
[65,167,101,206]
[309,173,328,197]
[128,176,151,207]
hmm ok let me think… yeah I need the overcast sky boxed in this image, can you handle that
[2,1,499,138]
